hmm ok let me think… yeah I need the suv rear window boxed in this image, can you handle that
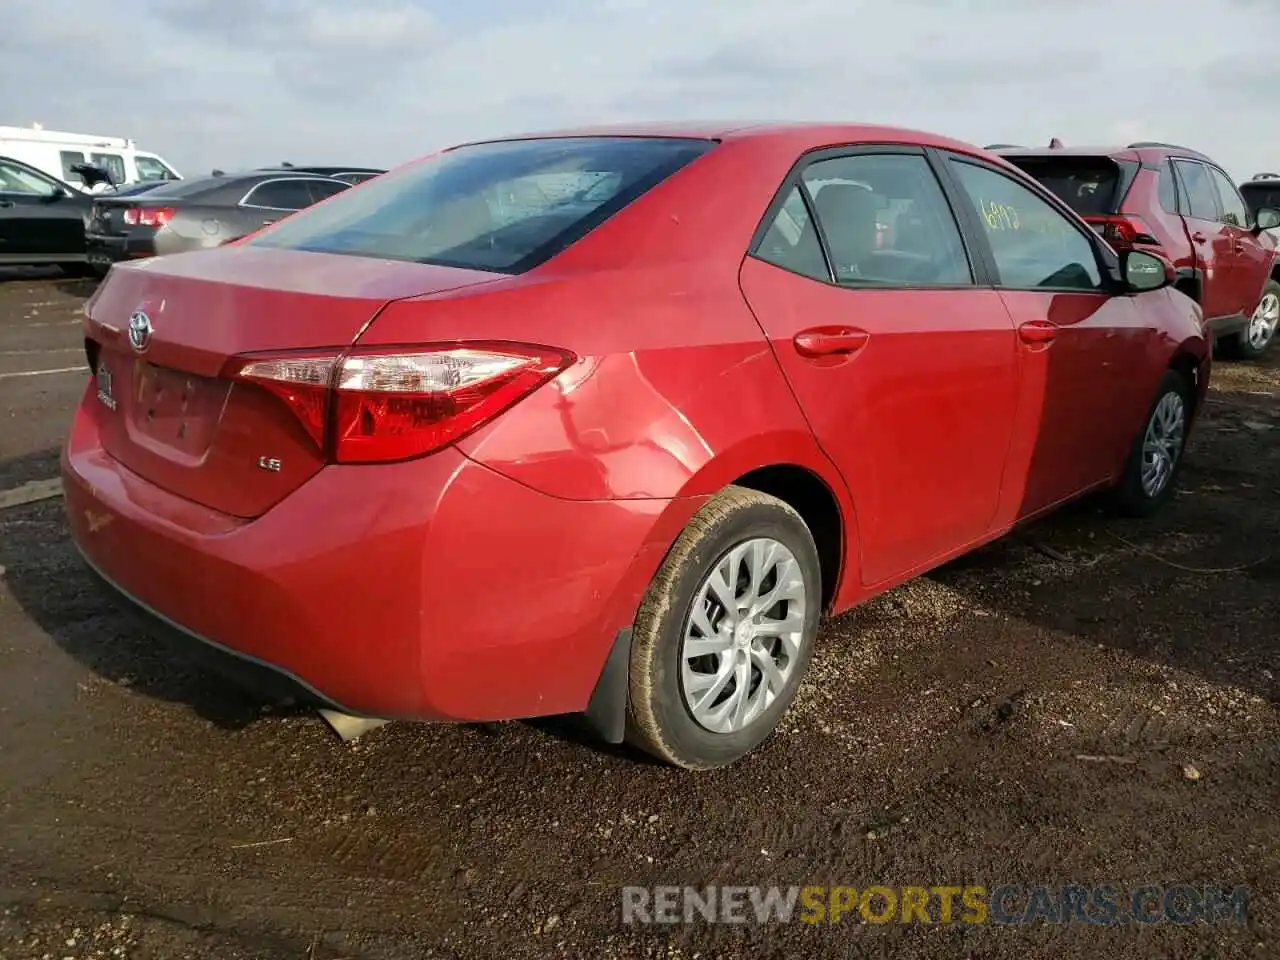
[1240,181,1280,218]
[250,136,716,273]
[1001,156,1132,217]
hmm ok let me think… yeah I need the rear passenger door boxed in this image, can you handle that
[1205,162,1270,315]
[939,153,1154,517]
[1172,159,1235,321]
[739,146,1021,587]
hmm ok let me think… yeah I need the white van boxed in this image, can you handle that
[0,123,182,192]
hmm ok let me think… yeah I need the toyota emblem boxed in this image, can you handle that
[128,311,152,352]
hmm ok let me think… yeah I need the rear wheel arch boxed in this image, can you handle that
[730,464,844,613]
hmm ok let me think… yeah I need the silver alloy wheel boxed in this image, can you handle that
[1140,390,1186,498]
[679,537,808,734]
[1248,292,1279,351]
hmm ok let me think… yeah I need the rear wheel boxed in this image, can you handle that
[1223,280,1279,360]
[625,486,821,770]
[1112,369,1192,517]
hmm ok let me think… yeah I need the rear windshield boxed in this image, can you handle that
[126,176,229,200]
[248,136,716,273]
[1240,182,1280,216]
[1002,157,1127,216]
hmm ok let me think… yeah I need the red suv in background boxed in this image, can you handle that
[995,141,1280,359]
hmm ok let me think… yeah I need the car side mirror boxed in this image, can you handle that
[1253,206,1280,232]
[1121,249,1174,293]
[40,186,65,203]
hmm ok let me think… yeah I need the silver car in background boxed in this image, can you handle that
[85,171,352,272]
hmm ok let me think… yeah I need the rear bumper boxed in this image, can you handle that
[86,232,154,265]
[60,384,689,722]
[79,550,344,710]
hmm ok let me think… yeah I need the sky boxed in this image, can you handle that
[2,0,1277,181]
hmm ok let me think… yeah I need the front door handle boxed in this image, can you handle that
[1018,320,1058,344]
[793,326,870,358]
[0,199,14,209]
[1191,231,1208,244]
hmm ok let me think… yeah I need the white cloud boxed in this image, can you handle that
[2,0,1277,179]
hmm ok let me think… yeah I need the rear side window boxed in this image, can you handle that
[1002,157,1127,216]
[90,153,126,184]
[1172,160,1219,221]
[60,151,86,182]
[755,186,830,280]
[250,136,715,273]
[800,153,972,286]
[308,180,350,202]
[244,179,319,210]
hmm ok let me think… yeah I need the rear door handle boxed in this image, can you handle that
[1191,231,1208,244]
[0,199,14,209]
[793,326,870,357]
[1018,320,1058,344]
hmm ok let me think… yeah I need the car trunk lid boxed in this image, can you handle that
[85,246,503,518]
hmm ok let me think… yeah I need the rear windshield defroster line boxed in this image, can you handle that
[249,136,718,274]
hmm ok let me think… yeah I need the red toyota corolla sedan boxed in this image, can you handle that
[62,122,1209,769]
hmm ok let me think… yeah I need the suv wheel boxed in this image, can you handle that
[624,486,821,770]
[1225,280,1279,360]
[1112,369,1193,517]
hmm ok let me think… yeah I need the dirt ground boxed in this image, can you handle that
[1,267,1276,959]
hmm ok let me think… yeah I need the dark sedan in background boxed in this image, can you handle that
[85,170,352,271]
[0,153,98,275]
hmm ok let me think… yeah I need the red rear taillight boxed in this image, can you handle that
[230,343,574,464]
[1087,215,1159,247]
[122,207,176,227]
[234,353,337,449]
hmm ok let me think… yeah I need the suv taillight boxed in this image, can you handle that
[228,343,575,464]
[1086,215,1159,247]
[122,207,176,227]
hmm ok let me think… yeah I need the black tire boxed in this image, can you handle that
[1221,279,1279,361]
[624,485,822,770]
[1111,369,1194,517]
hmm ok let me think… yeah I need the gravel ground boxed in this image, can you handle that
[1,267,1277,959]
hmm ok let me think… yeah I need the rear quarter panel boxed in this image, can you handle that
[356,134,864,583]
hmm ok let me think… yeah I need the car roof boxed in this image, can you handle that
[994,142,1217,165]
[995,145,1143,159]
[255,165,385,174]
[448,120,994,157]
